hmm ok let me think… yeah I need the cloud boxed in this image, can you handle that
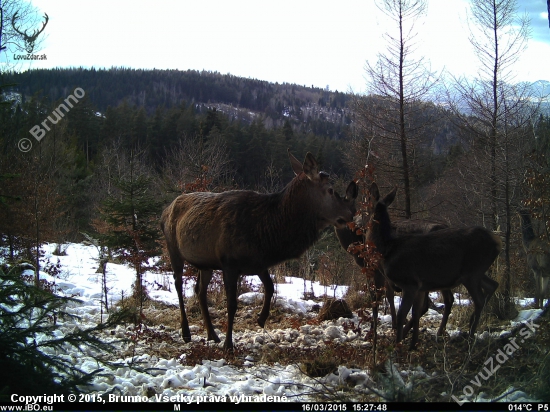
[519,0,549,41]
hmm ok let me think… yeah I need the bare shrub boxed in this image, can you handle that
[318,298,353,321]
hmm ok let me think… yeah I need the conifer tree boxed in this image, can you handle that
[0,265,122,397]
[98,150,162,305]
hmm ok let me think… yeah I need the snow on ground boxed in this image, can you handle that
[10,243,545,402]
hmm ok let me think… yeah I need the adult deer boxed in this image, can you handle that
[335,189,453,338]
[518,209,550,308]
[161,150,358,350]
[366,183,500,349]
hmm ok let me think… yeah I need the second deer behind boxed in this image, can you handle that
[365,183,500,349]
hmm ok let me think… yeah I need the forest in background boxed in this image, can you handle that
[1,0,549,321]
[1,68,549,274]
[0,67,479,293]
[2,0,550,400]
[0,67,467,226]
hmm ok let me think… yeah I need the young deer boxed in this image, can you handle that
[366,183,500,349]
[161,150,358,350]
[336,187,453,337]
[518,209,550,308]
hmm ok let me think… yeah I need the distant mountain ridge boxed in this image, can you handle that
[529,80,550,96]
[528,80,550,109]
[4,68,548,150]
[5,67,354,140]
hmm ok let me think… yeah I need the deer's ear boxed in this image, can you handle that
[288,149,303,176]
[346,181,358,200]
[369,182,380,202]
[382,187,397,206]
[302,152,319,180]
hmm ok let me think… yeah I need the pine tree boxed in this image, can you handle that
[98,150,162,305]
[0,265,122,397]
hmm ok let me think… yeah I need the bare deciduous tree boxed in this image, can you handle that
[352,0,439,218]
[445,0,535,319]
[162,131,234,194]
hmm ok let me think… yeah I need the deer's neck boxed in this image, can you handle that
[370,206,394,256]
[519,212,536,248]
[264,178,321,258]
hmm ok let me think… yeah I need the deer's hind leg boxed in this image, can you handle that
[167,248,192,343]
[464,273,497,337]
[257,270,274,328]
[437,290,454,337]
[403,292,429,338]
[480,274,499,302]
[174,271,192,342]
[395,285,419,344]
[222,269,240,351]
[196,269,221,343]
[408,291,428,349]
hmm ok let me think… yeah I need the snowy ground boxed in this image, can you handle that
[12,243,546,403]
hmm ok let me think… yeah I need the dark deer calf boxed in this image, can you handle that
[366,183,500,349]
[160,150,358,350]
[335,189,453,338]
[518,209,550,308]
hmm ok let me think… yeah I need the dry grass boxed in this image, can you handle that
[112,277,549,402]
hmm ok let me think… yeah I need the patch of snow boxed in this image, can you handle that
[511,308,544,327]
[4,242,545,404]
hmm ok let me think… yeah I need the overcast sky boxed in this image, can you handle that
[5,0,550,92]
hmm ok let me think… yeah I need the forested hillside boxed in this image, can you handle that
[0,68,367,266]
[5,67,353,139]
[2,0,550,402]
[1,66,549,294]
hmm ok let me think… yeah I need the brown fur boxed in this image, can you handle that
[335,190,453,338]
[160,150,358,350]
[366,183,501,349]
[519,209,550,308]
